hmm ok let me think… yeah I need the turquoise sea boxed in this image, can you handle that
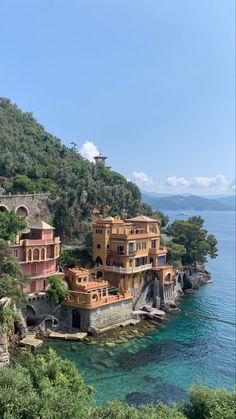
[41,211,236,405]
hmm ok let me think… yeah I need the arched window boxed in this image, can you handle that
[95,256,103,266]
[41,248,45,260]
[33,248,40,261]
[28,249,32,261]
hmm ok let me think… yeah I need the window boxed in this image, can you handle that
[129,259,133,268]
[117,245,124,254]
[97,244,101,249]
[129,243,135,254]
[158,255,166,266]
[107,244,110,249]
[142,242,146,250]
[137,242,141,250]
[13,249,18,258]
[96,229,103,234]
[151,240,156,249]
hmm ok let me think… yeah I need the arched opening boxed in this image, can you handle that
[112,259,124,268]
[28,249,32,261]
[72,309,81,329]
[41,248,45,260]
[97,271,103,279]
[0,205,9,212]
[15,205,29,218]
[33,248,40,261]
[25,305,37,327]
[165,273,172,282]
[95,256,103,266]
[178,275,182,284]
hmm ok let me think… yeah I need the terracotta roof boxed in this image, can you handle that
[30,221,55,230]
[94,153,107,159]
[68,267,90,276]
[98,216,124,224]
[126,215,160,223]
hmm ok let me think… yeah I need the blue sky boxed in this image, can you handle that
[0,0,235,195]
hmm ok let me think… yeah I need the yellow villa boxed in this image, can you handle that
[92,214,175,298]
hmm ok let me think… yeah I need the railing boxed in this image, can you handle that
[103,263,152,274]
[23,238,60,246]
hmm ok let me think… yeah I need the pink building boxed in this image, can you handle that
[12,221,61,293]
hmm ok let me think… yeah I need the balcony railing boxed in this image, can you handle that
[103,263,152,274]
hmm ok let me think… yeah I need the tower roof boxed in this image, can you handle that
[94,152,107,160]
[30,220,55,230]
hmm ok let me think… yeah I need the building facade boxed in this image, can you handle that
[63,267,133,331]
[92,214,175,299]
[12,221,61,293]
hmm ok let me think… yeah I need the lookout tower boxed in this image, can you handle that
[94,152,111,170]
[94,153,107,165]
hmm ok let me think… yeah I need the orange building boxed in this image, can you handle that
[12,221,61,293]
[92,214,174,296]
[64,267,132,310]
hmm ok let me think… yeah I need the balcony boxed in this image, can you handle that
[149,246,167,256]
[103,263,152,274]
[64,289,132,309]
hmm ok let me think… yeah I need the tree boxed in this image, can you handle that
[0,210,26,242]
[0,349,95,419]
[166,217,218,265]
[166,243,186,268]
[48,276,68,304]
[182,384,236,419]
[0,240,29,306]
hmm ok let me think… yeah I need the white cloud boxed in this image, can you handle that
[190,174,229,189]
[164,176,190,187]
[129,170,234,195]
[131,171,154,186]
[79,141,99,162]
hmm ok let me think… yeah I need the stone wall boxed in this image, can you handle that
[24,294,133,333]
[0,193,52,225]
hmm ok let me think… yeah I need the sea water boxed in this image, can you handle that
[40,211,236,405]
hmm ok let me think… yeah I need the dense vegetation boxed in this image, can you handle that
[166,216,218,267]
[0,349,234,419]
[0,210,26,242]
[0,240,29,334]
[0,98,147,239]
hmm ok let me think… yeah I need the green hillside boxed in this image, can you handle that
[0,98,145,238]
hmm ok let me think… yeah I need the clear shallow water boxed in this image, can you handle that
[40,211,236,405]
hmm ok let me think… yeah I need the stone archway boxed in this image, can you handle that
[15,205,29,218]
[72,309,81,329]
[0,205,9,212]
[25,305,37,327]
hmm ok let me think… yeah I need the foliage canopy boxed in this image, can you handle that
[0,350,234,419]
